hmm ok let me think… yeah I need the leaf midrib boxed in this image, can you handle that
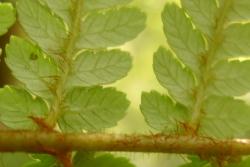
[189,0,233,131]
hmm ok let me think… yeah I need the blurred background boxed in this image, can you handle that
[0,0,191,166]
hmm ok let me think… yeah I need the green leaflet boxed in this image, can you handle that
[41,0,71,26]
[180,156,250,167]
[17,0,67,55]
[74,152,135,167]
[0,87,49,130]
[227,0,250,23]
[58,87,130,132]
[23,154,58,167]
[181,0,217,37]
[76,7,146,49]
[41,0,133,27]
[200,96,250,138]
[5,36,58,99]
[67,49,132,87]
[227,157,250,167]
[153,47,195,107]
[140,91,189,132]
[84,0,132,11]
[216,23,250,60]
[151,0,250,140]
[0,153,31,167]
[162,3,205,74]
[0,3,16,36]
[73,152,95,167]
[179,156,210,167]
[208,60,250,97]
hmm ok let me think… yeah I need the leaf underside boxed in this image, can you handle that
[73,152,135,167]
[5,0,146,165]
[14,0,146,134]
[0,2,15,36]
[58,87,130,132]
[67,49,132,87]
[142,0,250,152]
[76,7,146,49]
[5,36,58,99]
[0,86,48,130]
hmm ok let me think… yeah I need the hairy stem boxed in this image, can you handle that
[0,131,250,156]
[44,1,84,166]
[189,0,233,131]
[46,0,84,128]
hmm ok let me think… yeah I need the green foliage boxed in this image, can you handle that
[161,3,205,75]
[227,1,250,22]
[141,0,250,166]
[153,47,195,107]
[0,2,15,36]
[179,156,250,167]
[5,36,59,99]
[17,0,67,55]
[201,96,250,138]
[179,156,211,167]
[216,23,250,59]
[1,0,145,166]
[41,0,71,26]
[208,60,250,96]
[140,91,189,132]
[0,86,48,129]
[84,0,132,11]
[228,158,250,167]
[0,2,15,55]
[143,0,250,136]
[0,153,31,167]
[73,152,135,167]
[8,0,145,132]
[23,154,58,167]
[2,0,250,166]
[58,87,130,132]
[76,7,146,49]
[67,50,132,87]
[181,0,217,37]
